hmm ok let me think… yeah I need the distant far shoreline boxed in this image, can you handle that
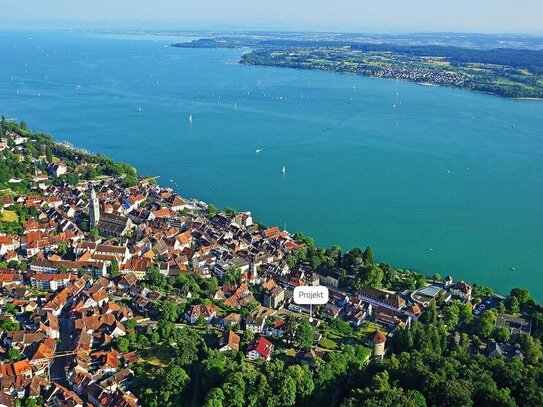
[173,36,543,100]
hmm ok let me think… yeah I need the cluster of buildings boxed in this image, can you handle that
[262,49,467,88]
[360,64,466,87]
[0,269,137,406]
[0,130,316,404]
[0,128,532,405]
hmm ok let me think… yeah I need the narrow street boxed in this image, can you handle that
[49,311,76,385]
[189,365,202,407]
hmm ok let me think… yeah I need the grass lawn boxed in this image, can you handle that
[320,337,337,350]
[326,332,362,347]
[285,348,297,357]
[1,210,18,222]
[356,322,382,339]
[357,346,373,362]
[140,346,172,367]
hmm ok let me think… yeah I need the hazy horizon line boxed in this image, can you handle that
[3,17,543,37]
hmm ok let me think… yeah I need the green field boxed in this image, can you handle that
[1,210,18,222]
[241,47,543,99]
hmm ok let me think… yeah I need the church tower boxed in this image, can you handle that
[89,188,100,228]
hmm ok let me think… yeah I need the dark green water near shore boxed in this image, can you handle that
[1,30,542,299]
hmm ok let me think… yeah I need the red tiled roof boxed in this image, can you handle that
[253,337,273,359]
[32,273,72,281]
[227,331,240,351]
[12,359,32,375]
[373,330,386,345]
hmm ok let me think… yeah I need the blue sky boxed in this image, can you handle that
[3,0,543,33]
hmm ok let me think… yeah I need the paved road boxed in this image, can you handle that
[189,365,202,407]
[50,311,76,384]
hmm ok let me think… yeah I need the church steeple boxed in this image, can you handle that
[89,188,100,228]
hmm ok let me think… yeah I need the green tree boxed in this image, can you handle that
[202,276,218,293]
[242,328,255,348]
[201,350,228,391]
[221,372,246,407]
[161,300,180,322]
[7,347,21,362]
[472,284,493,299]
[506,296,520,313]
[329,318,353,336]
[224,207,236,216]
[207,204,219,218]
[161,366,189,404]
[4,302,17,315]
[532,311,543,337]
[520,335,542,365]
[286,365,314,400]
[324,245,342,268]
[45,146,53,163]
[57,240,68,257]
[343,247,363,271]
[109,257,120,277]
[23,398,38,407]
[283,315,302,346]
[223,267,241,285]
[415,273,426,289]
[174,328,201,366]
[381,263,398,288]
[478,310,497,338]
[441,379,473,407]
[146,267,166,288]
[459,302,474,325]
[116,337,130,353]
[65,173,79,186]
[497,301,506,314]
[362,246,374,265]
[443,302,460,330]
[420,300,438,325]
[204,388,225,407]
[362,264,384,289]
[297,321,314,351]
[274,373,296,406]
[122,174,138,187]
[509,288,531,306]
[494,327,511,343]
[0,317,21,332]
[124,319,137,330]
[405,275,417,290]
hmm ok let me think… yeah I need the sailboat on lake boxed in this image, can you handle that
[281,165,286,175]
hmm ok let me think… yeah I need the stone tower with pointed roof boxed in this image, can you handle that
[372,329,386,359]
[89,188,100,228]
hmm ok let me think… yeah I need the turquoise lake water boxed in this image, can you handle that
[1,30,542,299]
